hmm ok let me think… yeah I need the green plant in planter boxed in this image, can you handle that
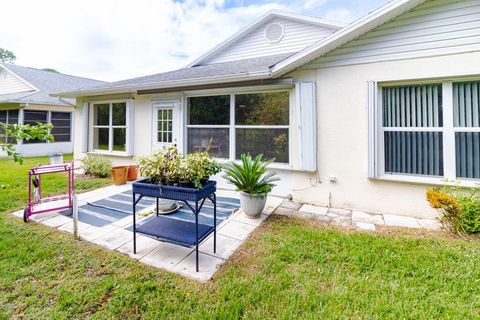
[223,154,279,197]
[186,152,209,189]
[137,150,165,184]
[163,146,180,183]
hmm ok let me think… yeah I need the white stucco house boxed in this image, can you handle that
[0,64,104,156]
[56,0,480,219]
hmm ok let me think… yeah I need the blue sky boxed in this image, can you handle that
[0,0,391,81]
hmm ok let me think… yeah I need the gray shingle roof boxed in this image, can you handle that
[0,64,105,106]
[56,53,294,96]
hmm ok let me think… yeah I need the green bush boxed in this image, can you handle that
[458,196,480,233]
[81,154,112,178]
[426,182,480,235]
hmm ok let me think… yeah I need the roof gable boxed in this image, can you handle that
[271,0,431,76]
[0,65,36,95]
[188,10,344,67]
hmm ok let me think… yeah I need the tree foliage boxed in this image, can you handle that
[0,48,16,63]
[0,123,53,164]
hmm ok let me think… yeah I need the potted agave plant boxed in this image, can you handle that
[223,154,279,218]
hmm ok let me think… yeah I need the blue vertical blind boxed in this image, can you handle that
[454,82,480,179]
[383,84,444,176]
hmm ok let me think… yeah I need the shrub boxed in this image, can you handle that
[223,154,279,196]
[81,154,112,178]
[426,182,480,235]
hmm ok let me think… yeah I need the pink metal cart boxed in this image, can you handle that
[24,162,74,222]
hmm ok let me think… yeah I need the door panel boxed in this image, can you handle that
[152,104,179,151]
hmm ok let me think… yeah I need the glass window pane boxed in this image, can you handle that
[235,92,289,125]
[236,128,289,163]
[94,104,110,126]
[456,132,480,179]
[187,128,229,158]
[382,85,443,127]
[93,128,109,150]
[113,128,126,151]
[453,82,480,127]
[23,110,47,126]
[384,131,443,176]
[188,96,230,125]
[7,110,18,124]
[112,102,126,126]
[51,112,71,142]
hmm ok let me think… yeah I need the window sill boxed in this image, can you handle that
[88,150,131,157]
[214,158,295,171]
[374,174,480,188]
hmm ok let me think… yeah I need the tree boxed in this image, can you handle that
[0,48,16,63]
[0,123,53,164]
[41,68,60,73]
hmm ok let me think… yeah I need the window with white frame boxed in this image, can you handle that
[0,109,19,144]
[377,80,480,181]
[187,91,290,163]
[92,102,127,152]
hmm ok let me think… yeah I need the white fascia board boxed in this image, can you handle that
[53,71,273,98]
[0,63,40,92]
[270,0,428,77]
[185,10,345,68]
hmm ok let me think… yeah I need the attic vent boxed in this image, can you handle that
[264,23,284,44]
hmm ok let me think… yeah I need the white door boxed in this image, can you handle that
[152,103,180,151]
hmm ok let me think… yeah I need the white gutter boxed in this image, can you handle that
[53,70,273,98]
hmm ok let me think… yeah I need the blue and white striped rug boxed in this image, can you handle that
[61,190,240,228]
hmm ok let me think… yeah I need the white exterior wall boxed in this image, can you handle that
[205,17,338,64]
[287,51,480,219]
[305,0,480,68]
[0,68,33,94]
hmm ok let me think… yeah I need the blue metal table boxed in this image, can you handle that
[132,180,217,272]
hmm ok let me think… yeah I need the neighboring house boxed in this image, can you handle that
[0,64,105,156]
[56,1,480,219]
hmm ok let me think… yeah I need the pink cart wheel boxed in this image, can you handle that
[23,208,29,223]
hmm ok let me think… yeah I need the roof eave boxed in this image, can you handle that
[270,0,428,77]
[53,71,273,98]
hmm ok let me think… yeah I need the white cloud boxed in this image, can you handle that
[0,0,368,81]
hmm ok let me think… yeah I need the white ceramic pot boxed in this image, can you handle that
[239,192,267,219]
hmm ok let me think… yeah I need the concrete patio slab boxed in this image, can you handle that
[93,228,132,250]
[199,234,243,260]
[140,242,193,270]
[175,251,225,282]
[352,211,384,225]
[40,214,72,228]
[218,220,257,241]
[58,220,94,233]
[299,204,328,216]
[383,214,420,228]
[232,211,268,226]
[79,224,118,242]
[116,235,163,259]
[354,221,376,231]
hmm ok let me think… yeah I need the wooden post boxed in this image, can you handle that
[73,193,79,240]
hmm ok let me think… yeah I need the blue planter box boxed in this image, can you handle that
[132,179,216,202]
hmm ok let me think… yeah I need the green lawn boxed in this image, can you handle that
[1,156,480,318]
[1,212,480,318]
[0,155,111,213]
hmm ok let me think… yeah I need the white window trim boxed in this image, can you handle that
[89,100,129,156]
[371,79,480,187]
[185,88,293,165]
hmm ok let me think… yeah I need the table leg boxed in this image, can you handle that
[156,197,159,217]
[213,193,217,254]
[195,200,199,272]
[133,193,137,254]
